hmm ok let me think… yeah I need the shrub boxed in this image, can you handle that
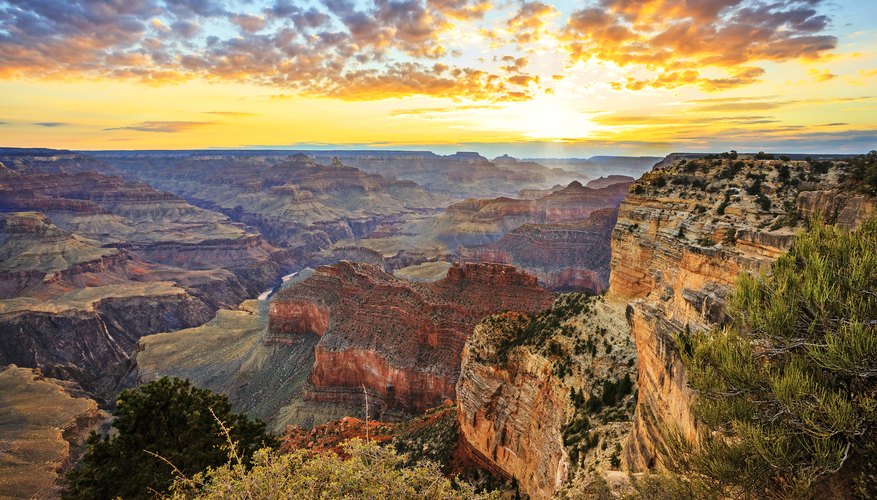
[65,377,276,500]
[169,439,494,499]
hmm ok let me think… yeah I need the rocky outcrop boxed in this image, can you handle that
[610,155,877,470]
[0,365,107,499]
[457,294,636,499]
[268,261,555,418]
[433,181,629,248]
[301,151,581,199]
[586,175,635,189]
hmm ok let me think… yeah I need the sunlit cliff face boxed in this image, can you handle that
[0,0,874,155]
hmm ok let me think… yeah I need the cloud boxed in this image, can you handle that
[33,122,66,127]
[0,0,538,102]
[809,68,837,82]
[592,113,781,126]
[389,104,499,116]
[229,13,265,33]
[203,111,256,116]
[105,121,214,132]
[563,0,837,90]
[0,0,843,100]
[506,1,557,45]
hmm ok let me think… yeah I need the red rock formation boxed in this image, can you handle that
[268,261,555,416]
[0,153,292,395]
[268,300,330,339]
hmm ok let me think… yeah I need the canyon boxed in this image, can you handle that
[0,151,292,395]
[128,262,556,430]
[0,365,106,499]
[6,145,874,499]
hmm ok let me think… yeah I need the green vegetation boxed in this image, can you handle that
[485,293,595,363]
[846,150,877,193]
[696,235,714,247]
[65,377,277,500]
[169,439,495,499]
[661,218,877,498]
[391,406,459,473]
[565,374,635,465]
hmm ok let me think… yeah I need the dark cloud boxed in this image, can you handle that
[230,13,265,33]
[33,122,66,127]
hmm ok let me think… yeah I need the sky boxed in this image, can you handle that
[0,0,875,157]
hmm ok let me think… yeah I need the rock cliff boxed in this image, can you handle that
[456,294,636,498]
[93,153,449,263]
[609,155,877,470]
[430,181,629,248]
[459,207,619,292]
[268,261,556,418]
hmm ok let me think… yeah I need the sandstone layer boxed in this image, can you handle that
[0,151,292,395]
[428,181,629,248]
[268,261,556,418]
[457,294,636,499]
[93,152,449,263]
[459,207,619,292]
[610,155,877,470]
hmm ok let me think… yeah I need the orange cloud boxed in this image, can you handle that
[564,0,837,91]
[507,1,558,45]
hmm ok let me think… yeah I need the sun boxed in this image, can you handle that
[480,94,601,141]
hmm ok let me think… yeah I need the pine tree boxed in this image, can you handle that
[666,217,877,498]
[65,377,277,500]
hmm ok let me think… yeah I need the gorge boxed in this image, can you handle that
[3,148,875,499]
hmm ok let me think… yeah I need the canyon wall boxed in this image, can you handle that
[609,155,876,470]
[456,295,636,498]
[268,261,556,418]
[459,207,618,292]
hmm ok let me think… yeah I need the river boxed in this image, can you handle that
[257,271,299,301]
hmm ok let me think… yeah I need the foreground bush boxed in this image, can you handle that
[664,218,877,498]
[65,377,276,500]
[169,439,497,499]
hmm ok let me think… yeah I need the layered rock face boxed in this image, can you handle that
[459,207,619,292]
[431,181,629,248]
[0,365,107,499]
[268,261,556,417]
[93,153,448,262]
[457,294,636,498]
[610,155,877,470]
